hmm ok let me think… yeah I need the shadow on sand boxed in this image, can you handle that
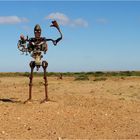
[0,98,57,104]
[0,98,22,103]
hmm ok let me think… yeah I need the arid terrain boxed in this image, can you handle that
[0,76,140,139]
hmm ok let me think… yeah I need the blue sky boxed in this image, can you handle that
[0,1,140,72]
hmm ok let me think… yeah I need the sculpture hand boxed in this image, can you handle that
[20,34,25,41]
[50,20,60,30]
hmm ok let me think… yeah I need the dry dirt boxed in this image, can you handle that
[0,76,140,139]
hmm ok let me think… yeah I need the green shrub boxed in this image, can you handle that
[93,77,107,81]
[75,74,89,81]
[22,72,30,77]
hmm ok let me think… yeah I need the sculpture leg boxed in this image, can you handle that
[41,61,48,103]
[29,61,35,100]
[24,61,35,103]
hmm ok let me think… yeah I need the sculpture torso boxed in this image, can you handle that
[28,37,47,52]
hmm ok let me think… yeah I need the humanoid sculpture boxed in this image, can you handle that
[17,20,62,103]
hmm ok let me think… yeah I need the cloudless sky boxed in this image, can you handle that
[0,1,140,72]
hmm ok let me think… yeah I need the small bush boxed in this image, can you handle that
[75,74,89,81]
[94,71,105,77]
[93,77,107,81]
[22,72,30,77]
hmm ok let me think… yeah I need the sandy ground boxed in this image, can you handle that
[0,76,140,139]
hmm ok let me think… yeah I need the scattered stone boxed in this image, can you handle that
[57,137,65,140]
[27,127,31,131]
[113,130,117,132]
[53,131,56,134]
[24,124,27,127]
[90,90,95,93]
[1,131,5,134]
[3,112,7,115]
[57,137,62,140]
[129,85,134,88]
[17,117,20,120]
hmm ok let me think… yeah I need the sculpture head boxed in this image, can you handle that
[34,24,41,39]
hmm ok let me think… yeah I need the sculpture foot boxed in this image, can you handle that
[24,99,32,104]
[40,98,49,104]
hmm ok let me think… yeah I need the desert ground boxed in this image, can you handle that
[0,76,140,139]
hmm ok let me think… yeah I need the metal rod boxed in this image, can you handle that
[29,61,35,100]
[42,61,48,102]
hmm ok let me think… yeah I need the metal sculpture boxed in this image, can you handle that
[17,20,62,103]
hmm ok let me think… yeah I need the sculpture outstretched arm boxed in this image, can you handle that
[46,20,62,46]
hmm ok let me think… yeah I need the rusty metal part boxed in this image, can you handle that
[29,61,35,100]
[49,20,63,45]
[42,61,48,102]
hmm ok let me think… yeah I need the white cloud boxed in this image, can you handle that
[46,12,69,25]
[96,18,109,24]
[73,18,88,27]
[0,16,29,24]
[21,25,31,31]
[45,12,88,27]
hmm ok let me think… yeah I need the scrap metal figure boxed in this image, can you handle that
[17,20,62,103]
